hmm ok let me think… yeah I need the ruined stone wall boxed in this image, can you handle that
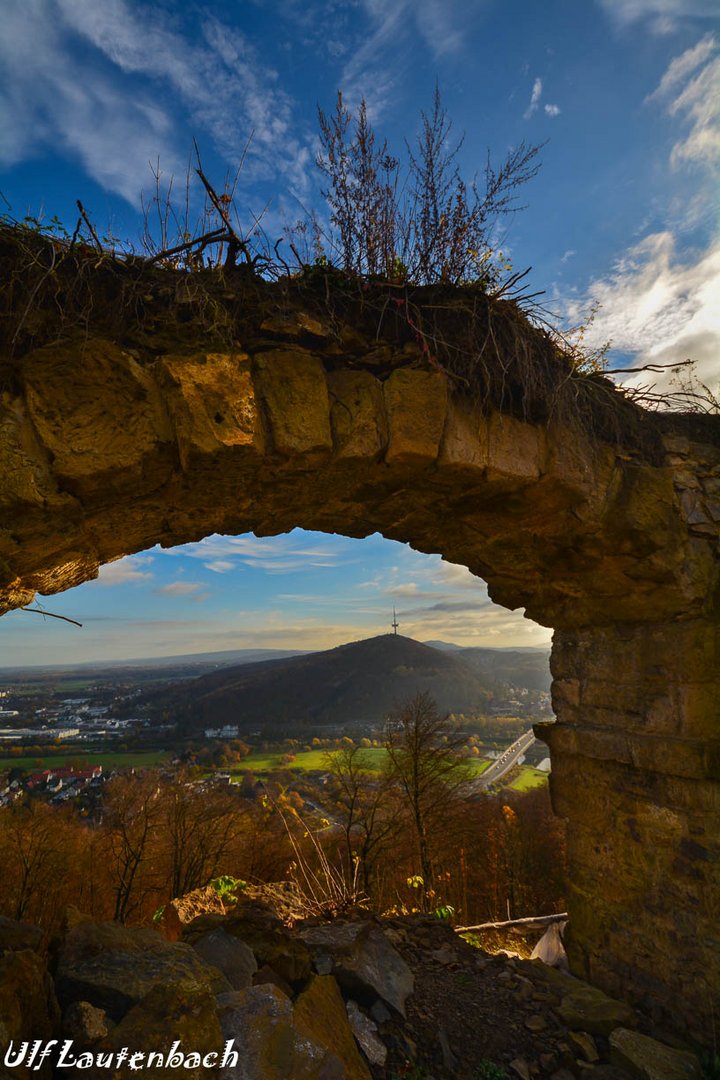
[543,618,720,1043]
[1,315,718,1044]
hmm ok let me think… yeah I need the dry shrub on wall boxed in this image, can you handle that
[314,87,542,288]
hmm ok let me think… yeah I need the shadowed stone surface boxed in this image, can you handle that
[0,949,60,1079]
[1,300,718,1045]
[191,929,258,990]
[55,920,232,1020]
[299,921,414,1017]
[217,983,350,1079]
[86,982,224,1080]
[609,1028,702,1080]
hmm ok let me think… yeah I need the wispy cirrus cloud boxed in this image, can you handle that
[564,35,720,397]
[597,0,719,34]
[645,34,720,169]
[354,555,549,645]
[524,78,543,118]
[0,0,310,204]
[340,0,486,116]
[565,231,720,395]
[205,560,236,575]
[0,0,180,200]
[167,533,355,575]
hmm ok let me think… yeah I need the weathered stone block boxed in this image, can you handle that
[158,353,262,468]
[384,368,447,465]
[0,949,59,1078]
[438,397,488,471]
[299,920,414,1017]
[56,920,231,1020]
[217,983,347,1079]
[191,929,258,991]
[327,370,387,459]
[90,982,224,1080]
[486,412,545,482]
[558,984,637,1036]
[253,349,332,456]
[0,401,69,511]
[23,340,172,494]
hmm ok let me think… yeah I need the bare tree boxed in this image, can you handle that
[0,801,72,922]
[103,774,163,924]
[160,777,247,900]
[323,743,400,897]
[384,691,471,909]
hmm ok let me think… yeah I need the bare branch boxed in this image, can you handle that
[76,200,103,252]
[146,227,230,265]
[20,607,83,628]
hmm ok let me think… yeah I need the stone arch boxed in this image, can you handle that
[1,258,718,1044]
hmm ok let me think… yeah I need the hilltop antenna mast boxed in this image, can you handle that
[391,607,399,635]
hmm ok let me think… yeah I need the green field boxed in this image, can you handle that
[231,747,387,774]
[0,750,170,772]
[508,766,548,791]
[231,748,493,778]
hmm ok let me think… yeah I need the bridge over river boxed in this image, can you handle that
[474,729,537,789]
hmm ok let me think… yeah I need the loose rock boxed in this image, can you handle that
[609,1028,702,1080]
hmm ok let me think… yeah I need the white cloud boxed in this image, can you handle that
[524,78,543,119]
[154,581,206,597]
[598,0,720,34]
[96,555,154,586]
[645,35,720,170]
[414,0,466,56]
[0,0,180,202]
[564,34,720,399]
[523,78,559,120]
[169,533,353,574]
[667,56,720,169]
[647,34,716,98]
[431,561,488,590]
[340,4,407,115]
[205,560,235,575]
[341,0,484,117]
[565,231,720,396]
[0,0,310,205]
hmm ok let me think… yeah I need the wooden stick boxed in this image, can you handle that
[146,227,230,265]
[455,912,568,933]
[193,141,243,244]
[21,608,83,628]
[76,200,102,252]
[604,360,692,374]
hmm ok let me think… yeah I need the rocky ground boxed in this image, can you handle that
[0,890,707,1080]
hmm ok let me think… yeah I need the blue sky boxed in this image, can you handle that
[1,0,718,664]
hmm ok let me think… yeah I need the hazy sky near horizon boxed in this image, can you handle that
[0,0,718,664]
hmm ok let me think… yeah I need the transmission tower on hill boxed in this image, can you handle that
[391,607,399,635]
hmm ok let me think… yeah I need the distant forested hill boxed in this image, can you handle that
[147,634,506,733]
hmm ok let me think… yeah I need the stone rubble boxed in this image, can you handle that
[0,901,708,1080]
